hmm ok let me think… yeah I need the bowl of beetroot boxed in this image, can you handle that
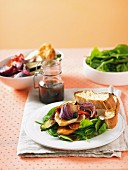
[0,49,63,90]
[0,52,40,90]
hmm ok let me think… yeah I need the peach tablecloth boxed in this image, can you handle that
[0,49,128,170]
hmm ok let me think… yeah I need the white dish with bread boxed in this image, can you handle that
[24,89,125,150]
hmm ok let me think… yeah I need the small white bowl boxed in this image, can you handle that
[0,56,42,90]
[0,50,64,90]
[83,58,128,86]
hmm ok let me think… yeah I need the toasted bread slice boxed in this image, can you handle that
[74,90,117,110]
[105,95,120,128]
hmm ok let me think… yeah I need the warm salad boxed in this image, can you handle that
[35,101,107,142]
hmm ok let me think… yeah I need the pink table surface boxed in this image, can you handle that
[0,49,128,170]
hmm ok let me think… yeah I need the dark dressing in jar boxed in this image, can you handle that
[34,59,64,104]
[39,78,64,104]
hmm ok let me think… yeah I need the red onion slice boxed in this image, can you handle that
[59,103,78,120]
[79,102,96,118]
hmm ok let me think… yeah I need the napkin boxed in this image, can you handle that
[17,87,128,158]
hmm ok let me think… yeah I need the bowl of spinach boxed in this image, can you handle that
[83,44,128,86]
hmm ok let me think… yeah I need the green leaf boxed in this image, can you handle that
[59,135,73,142]
[98,123,107,134]
[74,128,88,140]
[43,107,56,123]
[95,119,102,132]
[90,118,98,124]
[90,47,102,60]
[80,119,93,128]
[114,44,128,54]
[97,58,114,72]
[85,127,96,139]
[116,63,128,72]
[40,119,55,131]
[35,120,43,125]
[90,59,102,69]
[47,123,58,137]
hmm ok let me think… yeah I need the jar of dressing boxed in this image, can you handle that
[34,59,64,104]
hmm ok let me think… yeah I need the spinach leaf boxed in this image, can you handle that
[114,44,128,54]
[47,123,58,137]
[74,128,87,140]
[86,44,128,72]
[90,47,102,60]
[95,119,102,132]
[35,120,43,125]
[90,118,98,124]
[80,119,93,128]
[43,107,56,123]
[59,135,73,142]
[98,123,107,134]
[85,127,96,139]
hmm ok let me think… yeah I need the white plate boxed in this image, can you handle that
[83,58,128,86]
[24,101,125,150]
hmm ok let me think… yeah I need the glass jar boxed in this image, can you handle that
[34,59,64,104]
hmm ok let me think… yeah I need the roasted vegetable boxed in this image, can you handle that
[0,65,18,77]
[0,53,26,77]
[38,107,57,131]
[78,102,97,118]
[40,119,56,131]
[59,103,78,120]
[14,70,30,78]
[26,61,42,72]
